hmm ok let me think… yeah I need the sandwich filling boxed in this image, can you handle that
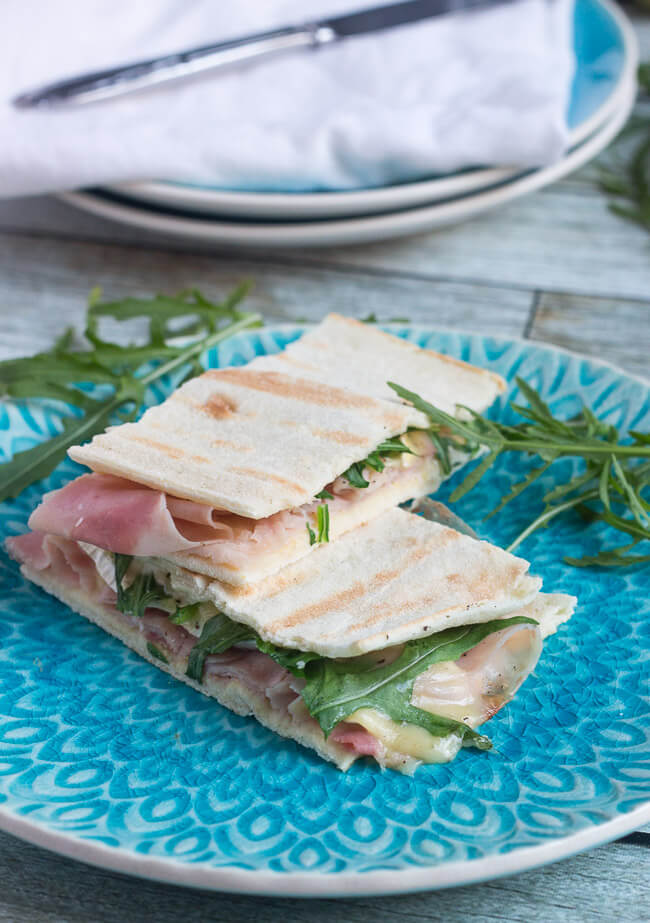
[31,429,457,586]
[7,530,570,772]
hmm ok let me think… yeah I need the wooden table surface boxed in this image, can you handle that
[0,18,649,921]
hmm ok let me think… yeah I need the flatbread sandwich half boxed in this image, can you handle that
[29,316,505,587]
[8,507,575,773]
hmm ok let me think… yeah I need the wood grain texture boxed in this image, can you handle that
[530,292,650,380]
[302,183,650,301]
[0,231,532,362]
[0,830,648,923]
[1,168,649,300]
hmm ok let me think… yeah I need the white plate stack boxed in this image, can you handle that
[61,0,638,249]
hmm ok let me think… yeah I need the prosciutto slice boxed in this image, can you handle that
[28,443,437,572]
[28,473,228,555]
[7,529,382,760]
[7,531,115,601]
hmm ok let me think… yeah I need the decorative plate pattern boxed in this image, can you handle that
[0,326,648,896]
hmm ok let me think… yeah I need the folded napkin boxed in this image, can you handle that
[1,0,575,196]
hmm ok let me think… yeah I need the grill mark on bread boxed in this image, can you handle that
[270,355,318,372]
[174,393,238,418]
[128,436,185,460]
[327,314,506,391]
[211,438,252,452]
[310,427,369,446]
[229,465,305,494]
[202,394,238,418]
[270,581,369,631]
[204,368,380,410]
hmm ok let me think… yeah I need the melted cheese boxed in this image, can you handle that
[348,707,464,765]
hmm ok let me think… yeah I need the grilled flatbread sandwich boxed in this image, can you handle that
[8,507,575,773]
[29,316,505,587]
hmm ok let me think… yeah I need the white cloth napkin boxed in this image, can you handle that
[0,0,575,197]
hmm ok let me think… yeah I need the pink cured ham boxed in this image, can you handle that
[27,452,436,571]
[329,723,382,756]
[6,531,116,602]
[28,473,227,555]
[6,529,381,760]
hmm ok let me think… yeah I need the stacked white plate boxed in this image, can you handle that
[61,0,637,249]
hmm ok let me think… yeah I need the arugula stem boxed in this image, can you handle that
[497,439,650,458]
[506,489,599,553]
[0,289,262,502]
[139,312,261,387]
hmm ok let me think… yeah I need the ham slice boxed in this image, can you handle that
[411,622,542,725]
[27,444,437,578]
[7,531,114,600]
[6,529,383,759]
[330,723,382,756]
[28,473,227,555]
[10,526,538,764]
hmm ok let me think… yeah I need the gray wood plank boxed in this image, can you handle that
[529,291,650,380]
[0,231,532,362]
[302,181,650,301]
[1,169,647,302]
[0,830,647,923]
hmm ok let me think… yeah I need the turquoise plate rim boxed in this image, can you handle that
[0,326,648,897]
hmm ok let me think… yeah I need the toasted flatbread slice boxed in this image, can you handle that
[148,507,543,658]
[69,369,425,518]
[251,314,506,413]
[69,317,505,519]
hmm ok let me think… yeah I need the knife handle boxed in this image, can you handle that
[13,24,339,109]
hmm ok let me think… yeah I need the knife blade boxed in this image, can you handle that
[13,0,514,109]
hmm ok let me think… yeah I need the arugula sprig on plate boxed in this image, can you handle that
[0,285,261,502]
[389,379,650,567]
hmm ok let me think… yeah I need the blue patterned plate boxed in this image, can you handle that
[0,326,648,896]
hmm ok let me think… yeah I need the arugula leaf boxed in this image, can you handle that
[341,435,414,488]
[305,504,330,544]
[315,488,333,500]
[317,503,330,543]
[298,616,535,740]
[255,640,323,674]
[341,461,370,488]
[114,553,170,620]
[0,285,261,502]
[109,565,527,751]
[565,546,650,567]
[146,642,169,665]
[0,393,136,502]
[388,379,650,567]
[185,614,256,683]
[360,314,411,324]
[169,603,202,625]
[375,438,415,454]
[598,96,650,235]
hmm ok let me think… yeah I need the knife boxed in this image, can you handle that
[13,0,514,109]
